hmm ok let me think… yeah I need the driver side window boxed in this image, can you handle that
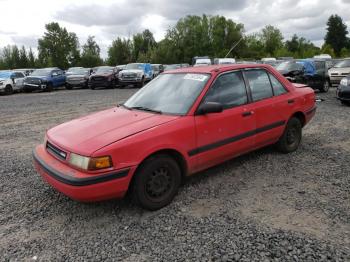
[203,71,247,109]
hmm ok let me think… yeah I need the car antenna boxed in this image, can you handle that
[224,37,243,58]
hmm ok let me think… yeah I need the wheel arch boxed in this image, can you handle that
[290,111,306,127]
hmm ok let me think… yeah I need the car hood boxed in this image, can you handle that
[47,107,179,156]
[67,74,86,79]
[26,76,49,80]
[91,72,113,77]
[0,78,8,81]
[121,69,143,74]
[329,67,350,73]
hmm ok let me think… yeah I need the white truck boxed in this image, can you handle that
[0,71,25,95]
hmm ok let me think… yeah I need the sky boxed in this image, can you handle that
[0,0,349,58]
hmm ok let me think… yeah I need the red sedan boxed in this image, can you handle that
[33,64,316,210]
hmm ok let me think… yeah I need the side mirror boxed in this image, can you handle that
[196,102,223,115]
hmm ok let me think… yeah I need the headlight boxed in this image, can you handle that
[340,78,349,86]
[68,153,112,171]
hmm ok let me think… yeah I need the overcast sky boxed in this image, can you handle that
[1,0,349,58]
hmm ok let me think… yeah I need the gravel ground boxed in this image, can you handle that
[0,87,349,261]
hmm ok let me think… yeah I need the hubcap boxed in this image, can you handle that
[286,126,298,145]
[145,167,172,199]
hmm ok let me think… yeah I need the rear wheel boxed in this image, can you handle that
[4,85,13,95]
[319,79,330,93]
[131,154,182,210]
[277,117,302,153]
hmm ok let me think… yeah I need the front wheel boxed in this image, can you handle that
[4,85,13,95]
[319,79,330,93]
[65,84,73,90]
[276,117,302,153]
[45,83,53,92]
[131,154,182,210]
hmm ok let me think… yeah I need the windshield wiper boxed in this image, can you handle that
[130,106,162,114]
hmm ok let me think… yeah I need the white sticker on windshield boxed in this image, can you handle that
[184,74,207,82]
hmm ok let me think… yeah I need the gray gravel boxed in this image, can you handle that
[0,87,349,261]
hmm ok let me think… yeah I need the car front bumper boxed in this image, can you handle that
[67,79,87,86]
[33,144,136,202]
[23,83,46,91]
[330,76,348,85]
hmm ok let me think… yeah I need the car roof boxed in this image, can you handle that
[165,64,273,74]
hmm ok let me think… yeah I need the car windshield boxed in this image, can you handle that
[164,65,181,71]
[96,67,114,73]
[313,61,325,70]
[276,61,303,71]
[152,65,159,71]
[126,63,143,70]
[0,71,12,79]
[31,69,52,76]
[124,73,210,115]
[66,68,83,74]
[68,68,88,75]
[333,59,350,68]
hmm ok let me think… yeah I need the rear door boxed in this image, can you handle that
[192,70,256,172]
[243,69,287,148]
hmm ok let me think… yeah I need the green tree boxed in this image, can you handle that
[321,44,336,58]
[38,22,80,68]
[107,37,132,65]
[339,47,350,58]
[325,14,349,56]
[80,36,102,67]
[28,48,36,68]
[261,25,283,56]
[11,45,20,69]
[132,29,156,61]
[18,46,28,68]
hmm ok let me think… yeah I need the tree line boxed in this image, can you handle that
[0,14,349,70]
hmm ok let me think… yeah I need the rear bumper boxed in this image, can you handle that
[33,145,136,202]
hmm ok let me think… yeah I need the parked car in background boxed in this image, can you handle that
[65,68,91,89]
[214,58,236,65]
[0,71,26,95]
[180,63,190,68]
[13,68,35,76]
[33,64,316,210]
[328,59,350,85]
[118,63,153,88]
[314,54,332,59]
[164,64,182,71]
[23,68,66,92]
[192,56,211,65]
[151,64,164,78]
[337,76,350,105]
[89,66,118,89]
[277,60,330,92]
[194,58,212,67]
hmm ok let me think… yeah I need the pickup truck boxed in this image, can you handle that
[23,68,66,92]
[0,71,26,95]
[118,63,153,88]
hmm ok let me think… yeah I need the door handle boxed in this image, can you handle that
[242,111,253,117]
[288,99,295,104]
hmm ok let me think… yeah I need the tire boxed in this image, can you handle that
[319,79,330,93]
[45,83,53,92]
[65,84,73,90]
[131,154,182,210]
[138,77,145,88]
[4,85,13,95]
[341,100,350,106]
[90,85,95,90]
[276,117,302,153]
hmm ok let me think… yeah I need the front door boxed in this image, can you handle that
[191,70,256,172]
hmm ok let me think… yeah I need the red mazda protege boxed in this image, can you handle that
[33,64,316,210]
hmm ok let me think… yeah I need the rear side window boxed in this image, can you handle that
[245,70,273,102]
[204,71,247,109]
[268,73,287,96]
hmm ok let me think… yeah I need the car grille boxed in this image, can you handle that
[122,73,137,78]
[46,141,67,160]
[26,78,41,85]
[92,77,106,81]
